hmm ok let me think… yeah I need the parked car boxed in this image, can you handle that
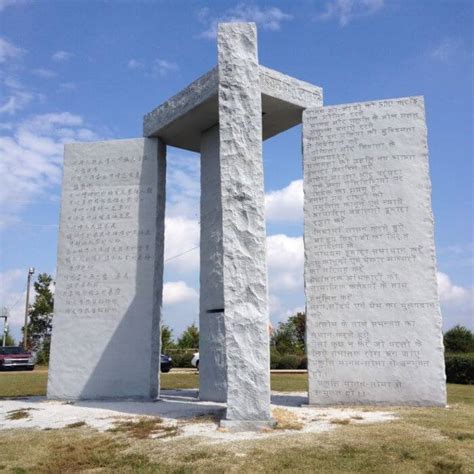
[161,354,172,373]
[0,346,35,371]
[191,352,199,370]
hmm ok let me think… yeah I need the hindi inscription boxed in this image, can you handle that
[304,97,446,406]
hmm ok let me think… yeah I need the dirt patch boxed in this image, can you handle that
[108,417,178,439]
[6,408,34,420]
[330,418,351,425]
[65,421,87,429]
[272,408,303,430]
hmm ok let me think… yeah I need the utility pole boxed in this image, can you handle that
[23,267,35,350]
[1,306,8,347]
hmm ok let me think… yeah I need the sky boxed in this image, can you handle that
[0,0,473,343]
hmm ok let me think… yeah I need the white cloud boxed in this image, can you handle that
[163,281,198,305]
[265,179,303,223]
[51,50,72,62]
[152,59,178,77]
[0,0,29,12]
[430,38,462,62]
[267,234,304,291]
[0,112,99,227]
[32,68,57,79]
[437,272,470,305]
[198,4,293,39]
[437,272,474,330]
[164,216,200,273]
[127,57,178,77]
[0,37,24,62]
[60,82,77,91]
[166,152,200,218]
[317,0,384,26]
[127,58,144,69]
[0,90,33,114]
[0,76,43,116]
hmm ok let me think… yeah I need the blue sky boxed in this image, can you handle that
[1,0,472,342]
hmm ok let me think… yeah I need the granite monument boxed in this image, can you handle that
[48,22,446,430]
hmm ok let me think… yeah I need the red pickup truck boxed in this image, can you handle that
[0,346,35,371]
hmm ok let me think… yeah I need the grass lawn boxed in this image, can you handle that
[0,370,473,473]
[0,369,310,397]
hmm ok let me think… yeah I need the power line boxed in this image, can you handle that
[3,282,27,312]
[164,246,199,262]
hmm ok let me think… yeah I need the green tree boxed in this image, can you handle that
[288,312,306,350]
[36,339,51,365]
[271,322,296,354]
[177,323,199,349]
[3,329,15,346]
[27,273,54,354]
[271,312,306,355]
[444,326,474,353]
[161,324,176,352]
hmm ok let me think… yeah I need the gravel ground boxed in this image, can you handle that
[0,390,396,442]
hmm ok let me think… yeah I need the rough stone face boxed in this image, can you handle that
[48,138,166,400]
[143,66,322,152]
[199,125,227,402]
[218,23,272,424]
[303,97,446,406]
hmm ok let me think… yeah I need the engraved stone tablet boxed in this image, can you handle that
[48,138,166,400]
[303,97,446,406]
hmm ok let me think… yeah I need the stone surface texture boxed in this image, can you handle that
[48,138,166,400]
[259,65,322,108]
[143,66,322,152]
[218,23,272,425]
[199,125,227,402]
[303,97,446,406]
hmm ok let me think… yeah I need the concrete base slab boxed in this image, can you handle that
[220,419,276,432]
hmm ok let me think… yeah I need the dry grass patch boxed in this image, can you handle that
[187,413,221,424]
[6,408,33,420]
[65,421,87,429]
[0,429,159,473]
[330,418,351,425]
[272,408,303,430]
[108,416,178,439]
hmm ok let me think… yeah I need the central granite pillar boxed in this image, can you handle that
[199,125,227,402]
[217,23,273,429]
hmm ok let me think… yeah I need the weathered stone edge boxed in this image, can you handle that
[143,66,323,138]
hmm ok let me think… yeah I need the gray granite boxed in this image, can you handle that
[48,138,166,400]
[218,23,273,427]
[143,66,322,152]
[199,125,227,402]
[220,419,276,432]
[303,97,446,406]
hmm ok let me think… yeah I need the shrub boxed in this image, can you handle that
[35,339,51,365]
[270,351,281,370]
[298,356,307,370]
[170,352,195,368]
[277,354,302,370]
[444,326,474,353]
[445,353,474,384]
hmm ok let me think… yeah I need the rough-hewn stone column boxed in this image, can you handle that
[48,138,166,400]
[199,125,227,402]
[217,23,273,430]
